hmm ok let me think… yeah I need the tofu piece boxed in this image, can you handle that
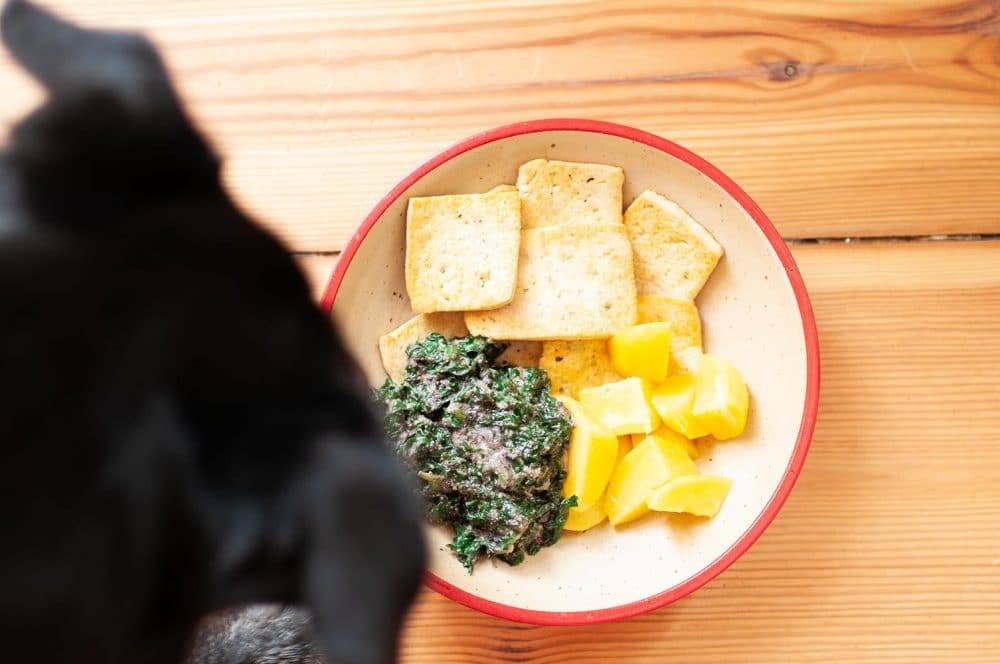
[496,341,543,368]
[405,190,521,313]
[516,159,624,228]
[539,340,622,398]
[624,191,723,300]
[636,295,704,373]
[464,224,637,340]
[378,313,469,382]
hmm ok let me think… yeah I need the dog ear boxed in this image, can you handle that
[301,440,426,664]
[2,0,172,110]
[0,0,219,228]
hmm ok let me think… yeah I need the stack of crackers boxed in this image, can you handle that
[378,158,723,392]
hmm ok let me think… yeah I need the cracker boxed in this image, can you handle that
[405,190,521,313]
[516,159,624,228]
[465,224,637,340]
[378,313,469,382]
[636,295,703,373]
[624,190,723,299]
[539,340,622,398]
[487,184,517,194]
[496,341,543,368]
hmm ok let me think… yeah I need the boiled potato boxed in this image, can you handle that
[578,377,660,436]
[604,434,697,526]
[650,425,699,459]
[555,396,619,511]
[638,427,698,458]
[692,354,749,440]
[608,322,671,383]
[647,475,732,517]
[617,435,633,464]
[650,373,710,439]
[563,499,607,532]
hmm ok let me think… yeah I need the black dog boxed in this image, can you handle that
[0,2,424,663]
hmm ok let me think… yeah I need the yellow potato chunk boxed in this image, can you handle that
[651,426,700,459]
[616,436,632,466]
[650,373,710,439]
[647,475,733,518]
[636,295,703,373]
[693,354,749,441]
[608,322,672,383]
[578,377,660,436]
[604,434,697,526]
[563,500,607,532]
[555,396,619,511]
[634,430,696,458]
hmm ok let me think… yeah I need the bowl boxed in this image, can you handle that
[321,119,819,625]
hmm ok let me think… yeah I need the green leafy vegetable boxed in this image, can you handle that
[375,334,574,572]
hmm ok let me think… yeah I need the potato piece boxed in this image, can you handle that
[539,340,621,398]
[650,373,710,439]
[616,436,632,466]
[578,377,660,436]
[405,190,521,312]
[608,322,671,383]
[605,434,698,525]
[555,396,619,511]
[647,475,732,518]
[650,426,700,459]
[563,500,607,532]
[693,354,749,440]
[636,295,703,373]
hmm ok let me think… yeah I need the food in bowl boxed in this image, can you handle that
[375,334,574,572]
[375,157,750,572]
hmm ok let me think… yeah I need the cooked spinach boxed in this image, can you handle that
[374,334,575,572]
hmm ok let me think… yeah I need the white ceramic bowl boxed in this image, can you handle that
[321,119,819,625]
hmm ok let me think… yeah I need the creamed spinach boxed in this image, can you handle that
[375,334,574,572]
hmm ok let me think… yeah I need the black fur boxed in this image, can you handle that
[0,2,425,663]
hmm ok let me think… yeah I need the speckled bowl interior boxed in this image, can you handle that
[324,120,818,624]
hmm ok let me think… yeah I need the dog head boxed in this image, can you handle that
[0,2,425,662]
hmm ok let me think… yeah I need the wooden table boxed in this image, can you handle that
[3,2,999,661]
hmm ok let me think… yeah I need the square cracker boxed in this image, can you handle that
[378,313,469,382]
[624,190,723,299]
[636,295,703,373]
[516,159,624,228]
[540,340,622,398]
[405,190,521,313]
[464,224,637,340]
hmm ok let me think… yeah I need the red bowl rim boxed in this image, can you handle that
[320,118,820,626]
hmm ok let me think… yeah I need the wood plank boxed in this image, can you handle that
[296,253,336,301]
[292,241,1000,663]
[2,1,999,249]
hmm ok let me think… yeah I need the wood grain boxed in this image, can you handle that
[1,1,999,250]
[296,240,1000,663]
